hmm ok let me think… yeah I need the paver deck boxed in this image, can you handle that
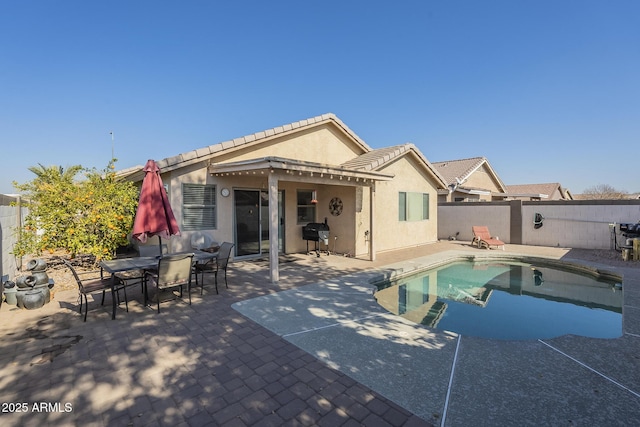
[1,241,639,426]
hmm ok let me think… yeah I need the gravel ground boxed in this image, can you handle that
[14,253,98,293]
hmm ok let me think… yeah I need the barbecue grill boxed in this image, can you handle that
[620,222,640,239]
[302,221,330,256]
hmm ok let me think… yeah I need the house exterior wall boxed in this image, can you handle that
[215,124,364,166]
[450,191,482,202]
[441,164,504,202]
[464,165,503,202]
[438,200,640,250]
[138,121,443,259]
[370,155,440,255]
[160,153,441,257]
[158,160,364,256]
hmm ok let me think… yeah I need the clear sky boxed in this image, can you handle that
[1,1,638,195]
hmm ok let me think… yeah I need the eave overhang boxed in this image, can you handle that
[455,187,492,196]
[208,156,394,185]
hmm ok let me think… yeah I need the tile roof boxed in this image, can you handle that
[340,144,409,171]
[341,143,447,188]
[431,157,487,186]
[166,113,371,170]
[118,113,371,179]
[505,183,572,200]
[506,183,559,196]
[118,114,447,189]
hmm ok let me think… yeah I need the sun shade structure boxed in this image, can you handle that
[132,159,181,244]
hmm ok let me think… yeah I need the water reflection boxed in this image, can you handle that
[374,261,623,340]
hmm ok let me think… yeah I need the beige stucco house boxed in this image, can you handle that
[120,113,447,282]
[432,157,508,202]
[505,183,573,201]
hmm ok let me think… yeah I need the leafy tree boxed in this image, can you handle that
[12,162,139,261]
[582,184,628,200]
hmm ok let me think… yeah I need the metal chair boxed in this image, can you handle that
[64,259,127,322]
[144,253,194,313]
[193,242,234,295]
[190,233,219,253]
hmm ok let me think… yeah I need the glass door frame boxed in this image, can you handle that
[233,188,284,258]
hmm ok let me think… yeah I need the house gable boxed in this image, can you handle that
[215,121,367,166]
[342,144,447,189]
[433,157,507,202]
[118,113,372,183]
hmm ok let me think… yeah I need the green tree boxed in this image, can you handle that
[12,162,139,261]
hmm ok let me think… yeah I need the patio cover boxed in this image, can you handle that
[209,157,395,282]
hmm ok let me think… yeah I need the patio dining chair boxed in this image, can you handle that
[144,253,194,313]
[114,243,168,294]
[193,242,234,295]
[190,233,220,253]
[64,259,128,322]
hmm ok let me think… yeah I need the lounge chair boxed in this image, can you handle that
[472,226,505,250]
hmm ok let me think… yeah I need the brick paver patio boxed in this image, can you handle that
[1,241,638,426]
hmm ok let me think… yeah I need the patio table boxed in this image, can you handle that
[100,250,218,319]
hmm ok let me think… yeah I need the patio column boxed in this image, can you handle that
[369,183,376,261]
[268,173,279,283]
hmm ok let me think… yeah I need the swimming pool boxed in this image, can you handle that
[374,259,623,340]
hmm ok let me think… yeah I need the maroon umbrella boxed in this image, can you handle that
[132,159,180,246]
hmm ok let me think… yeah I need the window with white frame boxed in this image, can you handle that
[182,184,217,230]
[297,190,316,224]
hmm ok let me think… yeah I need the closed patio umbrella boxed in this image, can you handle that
[132,159,180,250]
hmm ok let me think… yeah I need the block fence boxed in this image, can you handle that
[1,194,27,281]
[438,200,640,250]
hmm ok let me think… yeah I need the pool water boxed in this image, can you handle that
[374,260,623,340]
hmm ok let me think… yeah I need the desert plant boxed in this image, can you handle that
[12,161,139,261]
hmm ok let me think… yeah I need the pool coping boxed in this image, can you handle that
[233,250,640,425]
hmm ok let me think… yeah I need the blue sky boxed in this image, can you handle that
[1,1,638,195]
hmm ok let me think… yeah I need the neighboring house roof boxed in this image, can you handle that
[505,183,573,200]
[432,157,508,194]
[118,113,448,189]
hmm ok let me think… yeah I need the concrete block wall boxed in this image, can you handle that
[438,202,511,243]
[522,201,640,250]
[438,200,640,250]
[0,194,26,281]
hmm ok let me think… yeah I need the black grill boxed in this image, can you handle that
[620,222,640,239]
[302,222,330,256]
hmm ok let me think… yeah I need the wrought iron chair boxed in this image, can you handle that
[193,242,234,295]
[64,259,127,322]
[144,253,194,313]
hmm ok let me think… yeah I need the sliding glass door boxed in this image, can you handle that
[234,189,284,257]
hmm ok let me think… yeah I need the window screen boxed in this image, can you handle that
[182,184,216,230]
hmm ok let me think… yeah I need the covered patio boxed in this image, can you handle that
[208,156,394,283]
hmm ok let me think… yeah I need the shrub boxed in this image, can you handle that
[12,162,139,261]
